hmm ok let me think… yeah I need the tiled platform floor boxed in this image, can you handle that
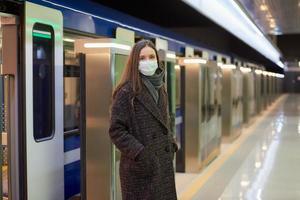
[176,94,300,200]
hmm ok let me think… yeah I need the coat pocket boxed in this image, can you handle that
[132,147,159,178]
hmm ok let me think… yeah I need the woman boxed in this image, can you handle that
[109,39,178,200]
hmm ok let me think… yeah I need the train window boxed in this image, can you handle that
[64,65,80,132]
[32,23,55,141]
[63,31,93,136]
[63,33,80,134]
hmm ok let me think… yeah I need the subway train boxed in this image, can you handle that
[0,0,284,199]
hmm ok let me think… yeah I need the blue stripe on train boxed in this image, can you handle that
[64,160,81,199]
[64,134,80,152]
[176,108,181,117]
[64,134,81,199]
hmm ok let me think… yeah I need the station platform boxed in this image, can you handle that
[176,94,300,200]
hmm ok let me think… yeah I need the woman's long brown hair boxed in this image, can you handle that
[113,39,161,98]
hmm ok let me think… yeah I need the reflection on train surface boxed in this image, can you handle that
[0,1,285,199]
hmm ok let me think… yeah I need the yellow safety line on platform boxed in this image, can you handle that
[179,95,286,200]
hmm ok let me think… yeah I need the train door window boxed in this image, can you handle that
[113,53,128,200]
[32,23,54,141]
[64,66,80,132]
[201,67,206,122]
[63,33,83,133]
[114,54,128,86]
[175,65,183,157]
[175,65,181,107]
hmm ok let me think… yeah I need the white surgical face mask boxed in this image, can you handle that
[138,60,158,76]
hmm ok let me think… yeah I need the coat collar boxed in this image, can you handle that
[135,86,169,131]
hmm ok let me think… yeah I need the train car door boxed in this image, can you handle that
[165,54,177,148]
[0,3,21,199]
[174,64,185,172]
[24,2,64,199]
[63,38,86,199]
[112,51,128,200]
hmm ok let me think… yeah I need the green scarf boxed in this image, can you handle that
[141,67,165,104]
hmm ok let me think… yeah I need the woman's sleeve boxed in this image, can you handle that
[109,89,144,160]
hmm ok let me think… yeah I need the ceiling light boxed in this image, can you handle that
[278,74,284,78]
[255,162,262,168]
[240,180,250,187]
[217,62,223,67]
[220,64,236,69]
[175,64,180,70]
[63,38,75,43]
[166,52,176,59]
[183,58,207,64]
[84,43,131,51]
[255,69,263,74]
[260,4,268,11]
[240,67,251,73]
[276,61,285,68]
[262,145,268,151]
[266,13,272,18]
[298,61,300,67]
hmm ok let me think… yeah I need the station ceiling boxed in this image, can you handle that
[92,0,289,72]
[238,0,300,35]
[238,0,300,64]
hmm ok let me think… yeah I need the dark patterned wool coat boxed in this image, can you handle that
[109,81,178,200]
